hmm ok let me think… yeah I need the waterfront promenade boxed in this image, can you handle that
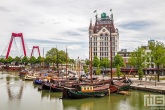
[101,74,165,94]
[130,77,165,94]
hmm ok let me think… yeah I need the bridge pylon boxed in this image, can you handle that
[6,33,26,59]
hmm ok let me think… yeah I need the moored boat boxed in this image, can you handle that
[33,78,43,85]
[62,84,111,99]
[24,73,40,81]
[114,79,132,91]
[24,75,37,81]
[41,78,78,92]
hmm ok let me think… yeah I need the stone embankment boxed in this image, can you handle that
[130,78,165,94]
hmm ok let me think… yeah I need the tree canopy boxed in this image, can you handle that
[113,54,125,68]
[148,41,165,81]
[100,58,110,68]
[92,56,100,67]
[128,47,146,80]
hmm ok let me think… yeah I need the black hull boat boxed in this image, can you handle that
[62,85,111,99]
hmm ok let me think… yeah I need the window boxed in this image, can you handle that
[112,47,115,51]
[105,33,108,36]
[112,42,115,46]
[112,37,115,41]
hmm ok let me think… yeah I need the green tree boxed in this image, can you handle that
[92,56,100,67]
[46,48,58,69]
[45,56,51,63]
[149,41,165,82]
[46,48,69,70]
[58,50,68,64]
[100,58,110,74]
[129,47,146,80]
[100,58,110,68]
[22,56,29,65]
[6,56,14,64]
[0,58,6,64]
[36,56,44,67]
[116,64,122,78]
[96,67,101,75]
[85,59,90,65]
[29,56,36,65]
[69,59,75,64]
[14,56,21,65]
[69,59,75,70]
[113,54,125,67]
[83,65,88,74]
[36,56,42,63]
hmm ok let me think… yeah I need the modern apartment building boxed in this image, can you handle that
[89,12,119,61]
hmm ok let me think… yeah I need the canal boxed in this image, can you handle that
[0,71,160,110]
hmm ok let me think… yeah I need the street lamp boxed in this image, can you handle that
[90,35,93,83]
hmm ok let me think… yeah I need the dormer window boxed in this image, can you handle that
[105,33,108,36]
[100,33,103,36]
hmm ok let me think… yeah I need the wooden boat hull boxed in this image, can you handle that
[2,66,22,71]
[51,87,63,92]
[109,85,118,93]
[114,79,131,91]
[24,75,37,81]
[19,71,28,77]
[62,86,109,99]
[67,89,108,99]
[118,83,130,91]
[42,82,51,90]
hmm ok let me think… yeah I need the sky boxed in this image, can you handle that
[0,0,165,59]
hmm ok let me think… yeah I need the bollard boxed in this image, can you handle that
[108,89,110,96]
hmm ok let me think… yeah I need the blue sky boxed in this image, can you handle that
[0,0,165,59]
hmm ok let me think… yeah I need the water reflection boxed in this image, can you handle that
[63,98,94,110]
[62,91,149,110]
[4,72,24,101]
[40,90,62,100]
[7,85,23,100]
[0,72,162,110]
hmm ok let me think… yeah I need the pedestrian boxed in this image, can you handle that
[103,72,105,79]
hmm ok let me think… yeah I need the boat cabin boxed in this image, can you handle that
[81,86,93,92]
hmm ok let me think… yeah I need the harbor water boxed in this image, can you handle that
[0,71,161,110]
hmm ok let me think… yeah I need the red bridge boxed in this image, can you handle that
[3,33,41,59]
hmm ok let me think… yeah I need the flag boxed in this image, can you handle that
[93,10,97,13]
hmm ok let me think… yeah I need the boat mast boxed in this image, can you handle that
[90,36,93,83]
[66,46,68,79]
[78,57,80,78]
[43,48,44,69]
[110,9,113,80]
[56,46,59,76]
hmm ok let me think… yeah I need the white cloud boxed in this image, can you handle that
[0,0,165,59]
